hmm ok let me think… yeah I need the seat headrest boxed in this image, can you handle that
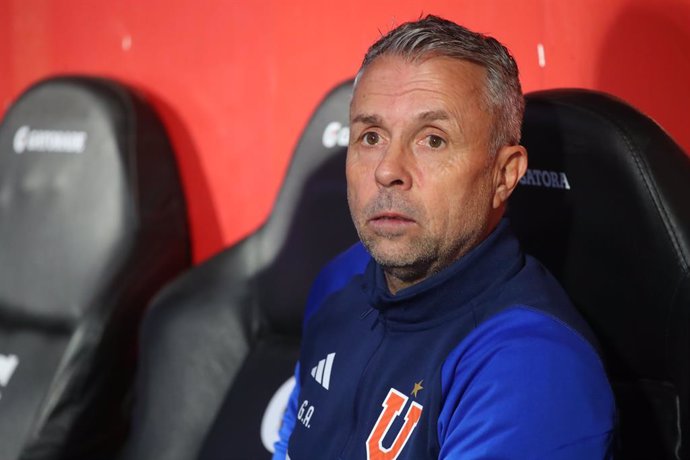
[508,89,690,381]
[0,77,185,328]
[257,80,358,335]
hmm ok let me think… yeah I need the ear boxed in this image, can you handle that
[492,145,528,209]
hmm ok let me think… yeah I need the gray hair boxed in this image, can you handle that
[356,15,524,155]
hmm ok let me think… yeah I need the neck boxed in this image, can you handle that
[382,215,503,295]
[383,272,416,295]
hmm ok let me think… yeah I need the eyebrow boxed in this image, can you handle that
[350,110,451,126]
[350,113,382,125]
[417,110,450,122]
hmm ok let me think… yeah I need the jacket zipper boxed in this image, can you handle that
[337,311,387,459]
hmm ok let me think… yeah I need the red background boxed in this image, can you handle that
[2,0,689,262]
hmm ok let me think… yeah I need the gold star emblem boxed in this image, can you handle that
[411,380,424,398]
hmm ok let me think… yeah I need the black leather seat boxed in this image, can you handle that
[509,89,690,460]
[0,77,190,459]
[120,81,357,460]
[122,84,689,460]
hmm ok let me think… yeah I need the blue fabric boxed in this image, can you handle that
[279,220,615,459]
[272,363,300,460]
[302,242,370,325]
[438,307,615,459]
[273,243,370,459]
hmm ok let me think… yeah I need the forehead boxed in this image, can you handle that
[351,55,488,121]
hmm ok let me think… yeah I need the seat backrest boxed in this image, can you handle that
[509,89,690,459]
[121,81,357,460]
[0,76,190,459]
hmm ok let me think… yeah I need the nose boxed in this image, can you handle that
[374,141,412,190]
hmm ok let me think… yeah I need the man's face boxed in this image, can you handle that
[347,55,501,291]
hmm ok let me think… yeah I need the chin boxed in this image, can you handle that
[365,239,423,268]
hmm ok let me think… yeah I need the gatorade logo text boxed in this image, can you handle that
[322,121,349,148]
[13,125,87,154]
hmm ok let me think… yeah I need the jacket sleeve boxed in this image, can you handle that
[272,363,300,460]
[438,307,616,459]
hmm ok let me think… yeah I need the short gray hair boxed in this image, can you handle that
[356,15,524,154]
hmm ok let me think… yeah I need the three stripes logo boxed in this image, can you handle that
[310,352,335,390]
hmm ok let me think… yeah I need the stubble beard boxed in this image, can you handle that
[350,190,444,285]
[350,187,492,288]
[361,230,439,284]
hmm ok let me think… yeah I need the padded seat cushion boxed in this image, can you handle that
[0,77,190,459]
[121,81,356,460]
[510,89,690,459]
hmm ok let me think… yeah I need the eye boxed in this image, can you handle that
[362,131,380,146]
[426,134,445,149]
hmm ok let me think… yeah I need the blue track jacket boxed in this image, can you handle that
[275,220,615,459]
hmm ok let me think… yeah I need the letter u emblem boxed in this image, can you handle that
[366,388,424,460]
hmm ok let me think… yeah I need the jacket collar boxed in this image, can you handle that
[363,219,524,328]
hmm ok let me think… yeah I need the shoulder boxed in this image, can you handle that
[303,242,370,324]
[438,306,615,458]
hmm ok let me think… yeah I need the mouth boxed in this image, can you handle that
[367,212,416,234]
[369,212,415,223]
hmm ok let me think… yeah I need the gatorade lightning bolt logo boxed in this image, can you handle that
[365,388,423,460]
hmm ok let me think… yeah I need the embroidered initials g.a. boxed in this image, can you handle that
[365,388,423,460]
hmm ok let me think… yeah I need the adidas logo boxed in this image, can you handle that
[310,352,335,390]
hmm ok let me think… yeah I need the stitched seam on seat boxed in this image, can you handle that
[547,96,689,390]
[614,120,686,274]
[577,101,690,388]
[621,130,689,275]
[558,97,688,275]
[573,102,690,385]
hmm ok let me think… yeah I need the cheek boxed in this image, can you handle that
[427,192,456,231]
[444,180,493,228]
[346,160,372,198]
[427,182,478,230]
[345,153,362,189]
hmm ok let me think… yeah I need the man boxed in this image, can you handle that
[275,15,615,459]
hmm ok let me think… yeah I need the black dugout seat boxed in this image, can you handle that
[122,83,689,460]
[120,81,357,460]
[509,89,690,459]
[0,77,190,459]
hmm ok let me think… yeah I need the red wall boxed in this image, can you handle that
[2,0,689,262]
